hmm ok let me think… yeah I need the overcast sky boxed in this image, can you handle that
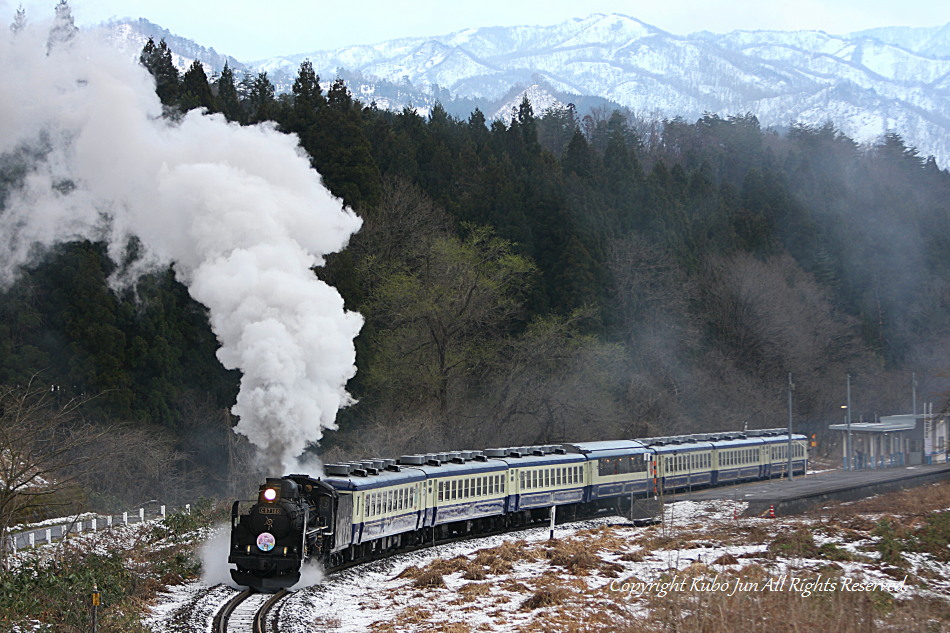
[4,0,949,60]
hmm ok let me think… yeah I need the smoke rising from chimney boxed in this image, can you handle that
[0,15,363,475]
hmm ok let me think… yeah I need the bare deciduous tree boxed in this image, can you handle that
[0,380,104,564]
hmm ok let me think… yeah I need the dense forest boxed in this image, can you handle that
[3,37,950,505]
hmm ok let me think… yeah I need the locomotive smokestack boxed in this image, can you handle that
[0,13,362,474]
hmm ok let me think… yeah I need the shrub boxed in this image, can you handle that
[872,518,905,567]
[912,511,950,561]
[767,527,819,559]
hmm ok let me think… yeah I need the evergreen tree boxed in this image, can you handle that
[467,108,489,147]
[562,129,593,179]
[515,95,540,154]
[292,60,325,115]
[46,0,77,53]
[304,78,380,207]
[179,60,215,113]
[537,103,579,155]
[214,63,243,123]
[139,38,180,107]
[243,71,277,123]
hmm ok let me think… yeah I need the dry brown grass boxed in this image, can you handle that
[458,581,491,597]
[426,623,472,633]
[394,564,423,580]
[570,525,631,551]
[766,526,820,559]
[473,539,535,565]
[461,562,487,580]
[413,569,447,588]
[401,605,433,624]
[712,552,738,565]
[543,539,602,574]
[618,549,645,562]
[702,522,772,546]
[462,539,539,577]
[520,586,574,610]
[428,555,473,575]
[500,579,531,594]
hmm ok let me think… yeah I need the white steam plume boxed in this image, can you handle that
[0,18,363,474]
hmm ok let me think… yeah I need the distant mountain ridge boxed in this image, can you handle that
[105,18,249,76]
[850,23,950,58]
[108,15,950,166]
[246,13,950,165]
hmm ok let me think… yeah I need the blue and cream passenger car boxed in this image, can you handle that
[321,461,425,548]
[647,437,716,491]
[402,452,509,527]
[562,440,652,501]
[485,446,587,512]
[312,428,807,567]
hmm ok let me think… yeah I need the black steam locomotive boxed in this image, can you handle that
[228,474,338,592]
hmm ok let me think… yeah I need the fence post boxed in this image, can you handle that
[91,584,100,633]
[92,518,97,532]
[139,508,145,522]
[29,532,35,548]
[122,512,128,525]
[45,528,51,544]
[160,505,166,518]
[107,515,113,528]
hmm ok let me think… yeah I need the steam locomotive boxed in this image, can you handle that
[228,474,339,591]
[229,428,807,592]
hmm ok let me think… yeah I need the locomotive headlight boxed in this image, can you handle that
[262,487,278,502]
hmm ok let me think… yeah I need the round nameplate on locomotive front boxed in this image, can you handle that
[256,532,276,552]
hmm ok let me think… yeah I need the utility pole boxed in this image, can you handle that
[846,373,853,471]
[913,372,917,416]
[787,372,794,481]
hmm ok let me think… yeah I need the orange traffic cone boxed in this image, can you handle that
[768,504,776,518]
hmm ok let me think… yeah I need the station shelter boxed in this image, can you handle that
[829,414,947,469]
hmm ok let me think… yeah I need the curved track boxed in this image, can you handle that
[212,588,290,633]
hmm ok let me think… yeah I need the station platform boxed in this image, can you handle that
[672,462,950,516]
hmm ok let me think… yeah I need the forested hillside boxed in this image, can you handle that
[3,39,950,503]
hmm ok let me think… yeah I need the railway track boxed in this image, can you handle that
[212,588,290,633]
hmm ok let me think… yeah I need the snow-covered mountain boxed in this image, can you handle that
[105,18,248,77]
[107,14,950,166]
[248,13,950,165]
[850,23,950,59]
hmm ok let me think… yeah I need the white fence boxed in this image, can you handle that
[5,503,191,552]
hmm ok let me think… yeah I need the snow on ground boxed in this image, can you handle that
[277,516,634,633]
[143,495,949,632]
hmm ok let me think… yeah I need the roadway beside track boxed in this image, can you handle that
[670,462,950,516]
